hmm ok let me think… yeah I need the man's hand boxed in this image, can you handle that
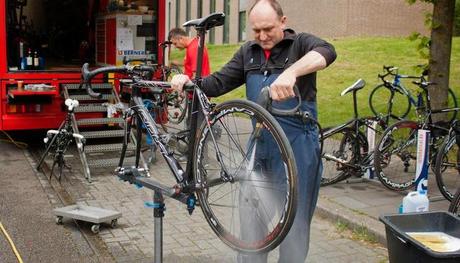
[171,74,192,93]
[269,70,296,101]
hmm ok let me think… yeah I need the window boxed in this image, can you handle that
[238,0,248,42]
[175,0,181,28]
[186,0,191,33]
[168,2,171,31]
[223,0,230,43]
[209,0,216,44]
[197,0,203,18]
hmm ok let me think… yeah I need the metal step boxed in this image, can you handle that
[87,157,139,168]
[77,117,124,126]
[85,143,136,153]
[80,130,125,139]
[75,105,107,113]
[69,94,114,101]
[64,83,114,90]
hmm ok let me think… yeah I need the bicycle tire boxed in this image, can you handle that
[374,120,418,191]
[435,134,460,201]
[193,99,297,253]
[321,127,368,186]
[369,84,411,120]
[448,187,460,216]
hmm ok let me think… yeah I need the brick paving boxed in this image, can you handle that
[33,146,388,263]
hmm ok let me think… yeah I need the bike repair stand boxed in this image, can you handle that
[152,190,165,263]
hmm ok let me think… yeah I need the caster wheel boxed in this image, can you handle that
[55,216,63,225]
[110,219,118,228]
[91,224,100,234]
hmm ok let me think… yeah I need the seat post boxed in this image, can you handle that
[352,90,359,119]
[194,27,206,82]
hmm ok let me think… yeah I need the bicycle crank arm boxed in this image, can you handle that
[322,153,358,169]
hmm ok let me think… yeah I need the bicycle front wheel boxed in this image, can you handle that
[193,99,297,253]
[374,120,418,191]
[435,134,460,201]
[369,84,411,120]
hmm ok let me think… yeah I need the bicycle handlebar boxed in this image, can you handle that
[257,85,311,122]
[159,41,172,47]
[80,63,156,98]
[122,56,157,65]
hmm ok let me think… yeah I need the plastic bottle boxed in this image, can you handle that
[402,190,429,213]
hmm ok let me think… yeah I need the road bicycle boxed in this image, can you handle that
[434,120,460,201]
[369,65,458,123]
[374,79,460,191]
[36,99,86,182]
[321,79,387,186]
[79,12,314,253]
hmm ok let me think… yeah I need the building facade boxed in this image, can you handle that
[165,0,431,44]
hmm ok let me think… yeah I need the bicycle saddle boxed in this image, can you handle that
[183,12,225,30]
[340,79,365,96]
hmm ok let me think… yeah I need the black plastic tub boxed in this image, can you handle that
[379,211,460,263]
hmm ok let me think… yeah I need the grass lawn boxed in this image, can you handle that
[170,37,460,127]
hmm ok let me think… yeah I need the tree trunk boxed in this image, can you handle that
[428,0,455,121]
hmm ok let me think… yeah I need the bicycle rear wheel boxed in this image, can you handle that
[435,134,460,201]
[369,84,411,120]
[193,100,297,253]
[374,120,418,191]
[321,127,368,186]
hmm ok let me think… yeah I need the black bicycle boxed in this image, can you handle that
[434,120,460,201]
[369,65,458,123]
[79,12,313,253]
[36,99,86,182]
[321,79,387,186]
[374,80,460,191]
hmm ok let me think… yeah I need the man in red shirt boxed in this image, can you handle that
[168,28,211,79]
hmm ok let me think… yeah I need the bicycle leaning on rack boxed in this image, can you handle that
[369,65,458,123]
[79,12,317,254]
[36,99,86,182]
[374,79,460,191]
[434,120,460,201]
[321,79,387,186]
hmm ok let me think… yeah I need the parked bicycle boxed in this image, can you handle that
[36,99,86,182]
[321,79,387,186]
[374,79,460,191]
[79,12,315,253]
[369,65,458,123]
[434,120,460,201]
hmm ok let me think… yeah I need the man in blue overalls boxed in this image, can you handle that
[172,0,336,262]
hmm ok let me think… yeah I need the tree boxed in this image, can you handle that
[408,0,455,115]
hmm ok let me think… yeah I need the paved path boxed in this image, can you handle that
[25,140,388,263]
